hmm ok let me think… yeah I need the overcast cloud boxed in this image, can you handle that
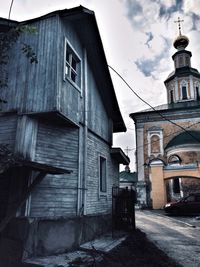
[0,0,200,170]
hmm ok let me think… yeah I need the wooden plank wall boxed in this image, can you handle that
[1,16,58,113]
[86,132,119,215]
[87,63,111,143]
[57,19,84,125]
[0,113,17,149]
[30,121,79,217]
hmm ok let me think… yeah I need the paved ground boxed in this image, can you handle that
[136,210,200,267]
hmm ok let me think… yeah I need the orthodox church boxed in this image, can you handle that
[130,19,200,209]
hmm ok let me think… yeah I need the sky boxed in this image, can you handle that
[1,0,200,171]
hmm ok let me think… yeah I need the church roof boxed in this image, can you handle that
[130,100,200,117]
[165,130,200,149]
[165,66,200,83]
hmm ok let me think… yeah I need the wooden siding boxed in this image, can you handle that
[57,19,83,124]
[15,115,38,159]
[0,113,17,149]
[86,131,119,215]
[30,122,79,217]
[86,60,111,143]
[1,16,58,113]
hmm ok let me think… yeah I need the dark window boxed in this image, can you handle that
[182,86,187,100]
[173,178,180,193]
[170,90,174,103]
[100,156,107,193]
[196,87,200,100]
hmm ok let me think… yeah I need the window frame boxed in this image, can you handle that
[99,155,107,196]
[63,37,82,92]
[180,80,189,101]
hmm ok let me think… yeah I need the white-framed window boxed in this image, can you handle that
[147,127,163,157]
[180,80,188,100]
[99,156,107,194]
[64,38,81,91]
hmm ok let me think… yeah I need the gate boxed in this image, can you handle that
[112,187,136,232]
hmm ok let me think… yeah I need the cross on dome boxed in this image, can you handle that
[174,17,184,36]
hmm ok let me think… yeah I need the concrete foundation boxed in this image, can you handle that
[0,214,111,267]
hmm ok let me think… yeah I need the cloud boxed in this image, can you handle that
[159,0,184,20]
[145,32,154,48]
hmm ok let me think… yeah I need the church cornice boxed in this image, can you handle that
[164,66,200,84]
[130,103,200,123]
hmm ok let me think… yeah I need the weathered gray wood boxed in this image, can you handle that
[0,113,17,149]
[14,115,38,160]
[30,121,79,216]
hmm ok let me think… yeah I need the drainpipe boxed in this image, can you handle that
[82,48,88,215]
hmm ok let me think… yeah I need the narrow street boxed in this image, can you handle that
[136,210,200,267]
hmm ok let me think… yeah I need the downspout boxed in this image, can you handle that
[83,48,88,215]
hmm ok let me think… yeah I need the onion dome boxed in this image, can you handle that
[173,34,189,50]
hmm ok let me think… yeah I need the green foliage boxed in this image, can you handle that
[0,25,38,90]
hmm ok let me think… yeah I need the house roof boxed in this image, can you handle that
[0,6,126,133]
[119,171,138,183]
[165,130,200,150]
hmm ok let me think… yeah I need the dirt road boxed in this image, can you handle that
[136,210,200,267]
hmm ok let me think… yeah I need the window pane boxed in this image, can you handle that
[71,71,76,82]
[66,52,70,63]
[182,86,187,99]
[72,57,77,71]
[65,65,69,75]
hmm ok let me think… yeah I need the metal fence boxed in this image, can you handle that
[112,186,136,232]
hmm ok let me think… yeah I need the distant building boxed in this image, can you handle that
[130,23,200,209]
[120,165,137,189]
[0,6,129,266]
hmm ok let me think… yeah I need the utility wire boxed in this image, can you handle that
[108,65,200,144]
[8,0,14,20]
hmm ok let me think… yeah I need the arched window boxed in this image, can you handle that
[150,135,160,153]
[180,80,188,100]
[168,155,181,165]
[170,90,174,103]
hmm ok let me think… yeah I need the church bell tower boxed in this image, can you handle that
[164,17,200,104]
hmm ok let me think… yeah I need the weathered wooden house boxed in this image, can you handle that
[0,6,129,265]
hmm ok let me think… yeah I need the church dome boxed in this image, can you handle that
[165,131,200,150]
[173,35,189,50]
